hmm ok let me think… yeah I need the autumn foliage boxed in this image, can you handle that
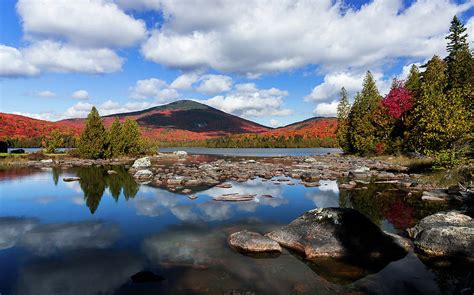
[381,80,413,119]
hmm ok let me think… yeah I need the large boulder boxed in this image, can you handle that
[266,208,407,262]
[228,230,282,253]
[407,211,474,259]
[132,157,151,168]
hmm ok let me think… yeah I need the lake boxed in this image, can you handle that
[7,147,342,157]
[0,164,468,294]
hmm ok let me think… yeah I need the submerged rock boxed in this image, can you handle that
[407,211,474,260]
[266,208,407,262]
[214,193,256,202]
[228,230,282,253]
[132,157,151,168]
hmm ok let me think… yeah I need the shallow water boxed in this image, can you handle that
[0,165,469,294]
[160,147,342,157]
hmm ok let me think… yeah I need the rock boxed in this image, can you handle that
[131,271,164,283]
[228,230,282,253]
[214,193,256,202]
[188,195,198,200]
[40,159,53,163]
[301,172,319,182]
[304,158,316,163]
[216,183,233,188]
[167,177,183,186]
[184,179,202,186]
[266,208,407,261]
[300,181,321,187]
[63,177,80,182]
[132,157,151,168]
[107,170,117,175]
[134,169,153,179]
[182,189,192,194]
[407,211,474,259]
[421,190,449,202]
[10,149,25,154]
[173,151,188,157]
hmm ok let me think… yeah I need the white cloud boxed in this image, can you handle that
[170,72,200,90]
[13,111,58,121]
[115,0,161,11]
[313,101,338,117]
[196,74,233,94]
[63,102,94,118]
[468,17,474,44]
[71,89,90,100]
[140,0,470,74]
[129,78,179,102]
[270,119,282,128]
[0,45,39,77]
[204,83,292,118]
[35,90,56,97]
[23,41,123,74]
[17,0,146,48]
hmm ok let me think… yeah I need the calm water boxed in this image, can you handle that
[160,147,342,157]
[0,165,469,294]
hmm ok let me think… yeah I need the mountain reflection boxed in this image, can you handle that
[73,166,139,214]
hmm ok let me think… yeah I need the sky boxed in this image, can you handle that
[0,0,473,127]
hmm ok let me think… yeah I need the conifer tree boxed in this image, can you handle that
[404,64,421,96]
[348,71,381,155]
[410,55,469,164]
[122,119,142,155]
[108,118,125,157]
[78,107,108,159]
[336,87,351,152]
[445,16,473,94]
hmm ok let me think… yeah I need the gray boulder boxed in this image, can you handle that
[266,208,407,262]
[132,157,151,168]
[228,230,282,253]
[134,169,153,180]
[407,211,474,259]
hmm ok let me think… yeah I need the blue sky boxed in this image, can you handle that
[0,0,472,127]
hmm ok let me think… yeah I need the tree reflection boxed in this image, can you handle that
[74,166,139,214]
[52,167,60,186]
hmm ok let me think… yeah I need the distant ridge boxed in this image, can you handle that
[0,100,337,142]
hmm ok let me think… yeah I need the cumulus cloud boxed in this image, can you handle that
[17,0,146,48]
[196,74,233,94]
[270,119,282,128]
[204,83,292,118]
[63,101,94,118]
[0,45,39,77]
[129,78,179,102]
[71,89,90,100]
[23,40,123,74]
[13,111,58,121]
[169,72,200,90]
[140,0,470,74]
[313,101,338,117]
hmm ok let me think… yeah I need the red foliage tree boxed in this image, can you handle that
[381,80,413,119]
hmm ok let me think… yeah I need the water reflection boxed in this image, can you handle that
[74,166,139,213]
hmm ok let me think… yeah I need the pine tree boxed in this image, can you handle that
[410,55,469,164]
[43,129,64,153]
[445,16,473,92]
[404,64,421,96]
[348,71,381,155]
[336,87,351,152]
[122,119,142,155]
[108,118,125,157]
[77,107,108,159]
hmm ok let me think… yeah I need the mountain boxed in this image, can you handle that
[267,117,337,139]
[0,100,337,143]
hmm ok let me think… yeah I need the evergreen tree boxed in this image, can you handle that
[108,118,125,157]
[404,64,421,96]
[43,129,64,153]
[122,119,142,155]
[77,107,108,159]
[445,16,473,94]
[410,55,469,165]
[336,87,351,152]
[348,71,381,155]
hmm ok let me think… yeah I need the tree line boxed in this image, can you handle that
[336,16,473,166]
